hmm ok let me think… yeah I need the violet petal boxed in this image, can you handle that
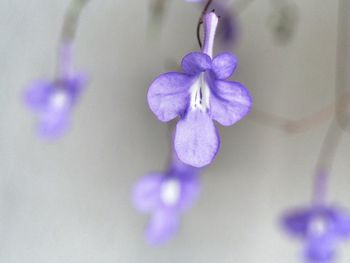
[210,80,252,126]
[132,173,163,213]
[148,72,193,122]
[146,209,179,245]
[212,52,238,80]
[181,52,212,76]
[23,80,52,111]
[174,110,220,167]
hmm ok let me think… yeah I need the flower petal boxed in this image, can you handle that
[148,72,193,122]
[334,209,350,237]
[304,234,336,263]
[146,209,179,245]
[132,173,163,213]
[23,80,52,111]
[212,52,238,79]
[174,110,220,167]
[181,52,212,76]
[37,110,69,139]
[38,114,69,139]
[178,173,200,212]
[210,80,252,126]
[282,208,312,237]
[67,73,88,103]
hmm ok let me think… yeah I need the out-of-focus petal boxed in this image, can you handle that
[146,209,179,245]
[132,173,163,213]
[181,52,212,76]
[178,173,200,212]
[210,80,252,126]
[23,80,52,111]
[282,208,312,237]
[304,234,336,263]
[37,110,69,139]
[68,73,88,103]
[148,72,193,122]
[334,209,350,237]
[212,53,238,80]
[174,110,220,167]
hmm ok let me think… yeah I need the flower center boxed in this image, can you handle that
[190,73,210,112]
[160,178,181,206]
[309,216,328,236]
[50,90,69,110]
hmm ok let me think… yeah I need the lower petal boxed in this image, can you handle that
[304,235,336,263]
[37,110,69,139]
[174,110,219,167]
[146,209,179,245]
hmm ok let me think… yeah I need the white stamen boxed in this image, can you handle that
[190,74,210,112]
[160,178,181,206]
[50,90,69,110]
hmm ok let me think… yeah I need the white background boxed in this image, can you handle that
[1,0,350,262]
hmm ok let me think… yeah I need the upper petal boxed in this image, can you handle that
[132,173,163,213]
[212,52,238,79]
[181,52,212,75]
[146,209,179,245]
[210,80,252,126]
[174,110,220,167]
[148,72,193,122]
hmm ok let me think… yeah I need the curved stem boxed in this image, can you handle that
[61,0,90,43]
[56,0,90,79]
[311,0,349,204]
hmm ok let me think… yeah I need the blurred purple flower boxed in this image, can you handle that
[23,44,86,139]
[282,205,350,262]
[147,12,251,167]
[133,153,200,245]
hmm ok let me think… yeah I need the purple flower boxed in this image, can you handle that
[133,154,200,245]
[147,12,251,167]
[23,44,86,139]
[282,205,350,262]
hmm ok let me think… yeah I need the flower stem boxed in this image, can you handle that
[196,0,213,48]
[56,0,90,79]
[312,0,349,205]
[60,0,90,44]
[202,12,218,58]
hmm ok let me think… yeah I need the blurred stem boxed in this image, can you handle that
[248,91,350,134]
[61,0,90,44]
[311,0,349,204]
[56,0,90,78]
[148,0,169,38]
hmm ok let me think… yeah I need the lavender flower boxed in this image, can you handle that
[147,12,251,167]
[282,205,350,262]
[24,44,86,139]
[133,153,200,245]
